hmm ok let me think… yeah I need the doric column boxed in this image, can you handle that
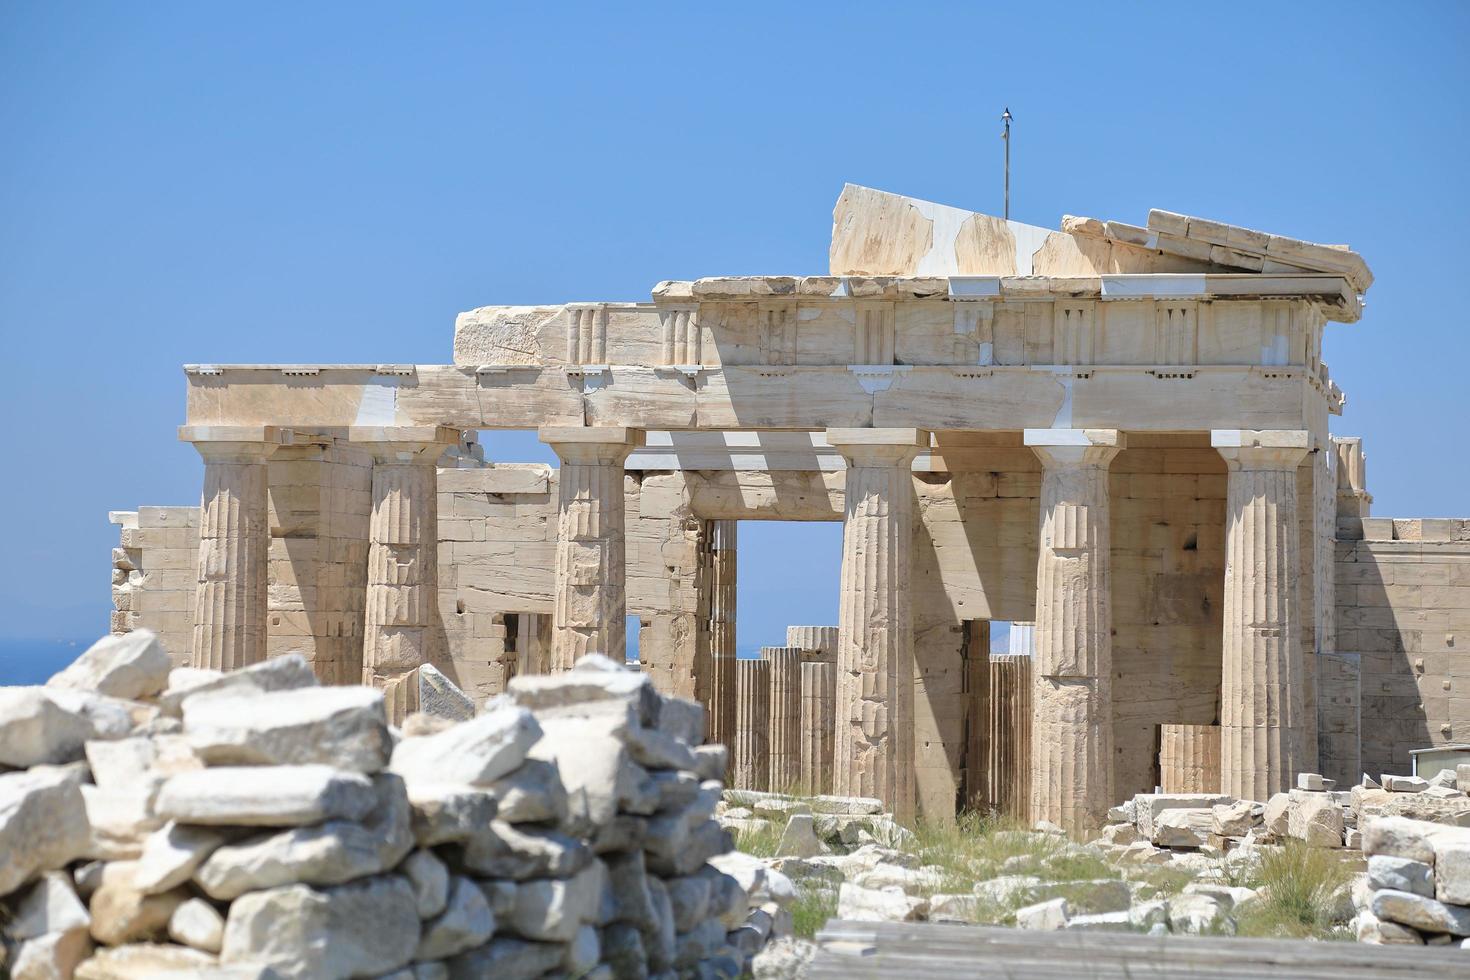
[734,658,771,791]
[1024,428,1124,835]
[827,427,928,822]
[181,426,292,672]
[540,427,639,669]
[706,520,738,752]
[1212,429,1311,800]
[354,426,458,723]
[1008,622,1036,655]
[764,647,803,791]
[800,660,837,794]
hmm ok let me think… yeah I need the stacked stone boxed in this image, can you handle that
[1356,809,1470,945]
[0,629,791,979]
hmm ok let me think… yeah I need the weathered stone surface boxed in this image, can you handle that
[1263,792,1293,837]
[417,876,494,960]
[194,773,413,899]
[389,705,540,788]
[1016,897,1069,930]
[1288,794,1344,847]
[417,664,475,723]
[183,687,391,773]
[48,631,171,702]
[88,862,189,946]
[158,653,317,716]
[73,943,216,979]
[1356,908,1425,944]
[155,766,376,827]
[0,767,91,898]
[774,813,822,858]
[402,847,449,919]
[510,861,606,941]
[221,876,420,979]
[1363,816,1436,864]
[1150,809,1207,847]
[0,689,112,769]
[1435,842,1470,906]
[405,783,498,846]
[1383,775,1429,793]
[5,871,91,940]
[168,896,225,953]
[6,927,95,980]
[486,758,568,825]
[458,820,591,880]
[446,936,564,979]
[133,821,234,894]
[1211,800,1261,837]
[835,883,925,922]
[1372,887,1470,935]
[1169,892,1234,934]
[1368,854,1435,898]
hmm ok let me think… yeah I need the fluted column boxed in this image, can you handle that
[706,520,738,752]
[734,658,771,791]
[764,647,803,791]
[1024,428,1124,835]
[1213,429,1311,800]
[827,428,927,822]
[182,426,291,672]
[355,427,458,723]
[540,427,639,669]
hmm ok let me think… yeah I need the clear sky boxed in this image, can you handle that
[2,3,1467,659]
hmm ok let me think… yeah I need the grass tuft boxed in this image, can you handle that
[1232,841,1354,940]
[790,887,839,938]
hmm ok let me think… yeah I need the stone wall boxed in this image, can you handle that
[1335,518,1470,780]
[109,507,198,664]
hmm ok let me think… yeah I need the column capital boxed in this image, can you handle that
[539,426,642,464]
[180,425,293,462]
[1024,428,1124,468]
[349,425,461,464]
[825,427,929,466]
[1211,429,1311,470]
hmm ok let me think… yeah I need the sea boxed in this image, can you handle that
[0,638,93,686]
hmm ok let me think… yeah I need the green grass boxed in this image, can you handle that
[732,819,784,858]
[1231,841,1355,940]
[790,887,840,939]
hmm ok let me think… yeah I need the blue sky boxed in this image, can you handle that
[2,3,1467,659]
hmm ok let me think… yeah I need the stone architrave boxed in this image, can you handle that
[826,428,928,822]
[539,427,640,670]
[181,426,292,671]
[734,658,771,791]
[352,427,459,724]
[1212,430,1311,800]
[763,647,803,791]
[705,520,738,753]
[1023,428,1124,835]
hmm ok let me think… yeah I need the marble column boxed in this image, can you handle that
[1023,428,1124,835]
[826,427,928,822]
[706,519,739,752]
[800,660,837,794]
[356,427,457,723]
[764,646,804,791]
[540,427,639,670]
[182,426,291,672]
[734,658,771,791]
[1212,429,1311,800]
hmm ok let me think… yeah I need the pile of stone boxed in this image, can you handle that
[1090,772,1363,864]
[0,629,791,979]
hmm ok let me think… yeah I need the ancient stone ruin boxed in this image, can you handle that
[104,183,1466,842]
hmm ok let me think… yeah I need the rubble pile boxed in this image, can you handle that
[0,630,791,979]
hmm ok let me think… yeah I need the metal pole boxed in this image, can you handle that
[1001,107,1013,220]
